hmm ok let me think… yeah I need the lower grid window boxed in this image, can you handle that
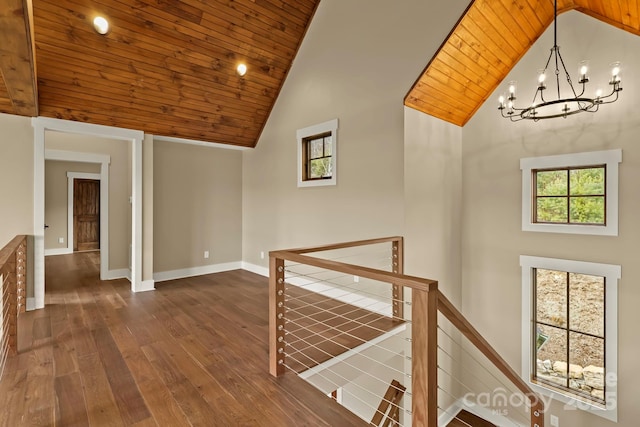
[520,256,620,422]
[534,269,605,403]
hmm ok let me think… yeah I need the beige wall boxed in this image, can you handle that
[153,140,242,273]
[46,132,131,271]
[44,160,100,250]
[0,113,33,246]
[242,0,469,267]
[404,107,462,303]
[460,12,640,426]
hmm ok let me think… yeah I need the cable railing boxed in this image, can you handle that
[0,235,27,380]
[269,237,544,427]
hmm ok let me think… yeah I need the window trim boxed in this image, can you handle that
[297,119,338,188]
[521,149,621,235]
[520,255,620,422]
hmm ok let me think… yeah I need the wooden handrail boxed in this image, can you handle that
[269,250,437,293]
[275,236,403,255]
[0,235,28,376]
[0,235,27,268]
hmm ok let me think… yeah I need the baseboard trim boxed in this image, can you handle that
[44,248,72,256]
[241,262,268,277]
[154,261,242,282]
[134,279,155,292]
[26,297,36,311]
[103,269,131,281]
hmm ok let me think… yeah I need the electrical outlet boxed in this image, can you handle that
[353,275,359,283]
[58,237,64,244]
[204,251,209,259]
[260,251,265,259]
[550,415,559,427]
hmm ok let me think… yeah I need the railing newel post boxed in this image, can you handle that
[392,238,404,322]
[411,285,438,427]
[269,255,286,376]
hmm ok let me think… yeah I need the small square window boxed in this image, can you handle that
[297,119,338,187]
[304,134,332,180]
[521,149,621,235]
[533,166,606,225]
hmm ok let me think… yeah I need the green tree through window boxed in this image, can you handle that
[535,166,605,225]
[303,133,332,180]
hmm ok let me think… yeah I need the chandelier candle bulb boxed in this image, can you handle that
[579,60,589,83]
[610,62,621,83]
[538,71,547,90]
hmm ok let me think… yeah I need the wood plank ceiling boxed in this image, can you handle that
[405,0,640,127]
[0,0,319,148]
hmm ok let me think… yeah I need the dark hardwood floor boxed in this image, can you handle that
[0,252,367,426]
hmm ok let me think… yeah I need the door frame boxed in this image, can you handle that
[68,173,103,255]
[33,117,146,310]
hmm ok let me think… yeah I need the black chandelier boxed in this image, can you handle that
[498,0,622,121]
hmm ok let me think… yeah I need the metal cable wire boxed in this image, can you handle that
[436,385,474,427]
[437,327,531,425]
[284,249,393,267]
[437,367,524,427]
[283,316,408,374]
[284,294,408,334]
[283,269,402,307]
[283,350,410,426]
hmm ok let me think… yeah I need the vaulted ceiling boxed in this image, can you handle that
[2,1,638,148]
[405,0,640,127]
[0,0,319,147]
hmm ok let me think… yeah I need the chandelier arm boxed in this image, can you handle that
[556,48,580,98]
[597,90,621,105]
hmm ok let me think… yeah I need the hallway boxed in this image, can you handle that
[0,252,365,426]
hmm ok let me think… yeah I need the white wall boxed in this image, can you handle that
[242,0,469,267]
[0,113,33,247]
[461,12,640,427]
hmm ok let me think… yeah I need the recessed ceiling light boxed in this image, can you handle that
[93,16,109,35]
[237,63,247,77]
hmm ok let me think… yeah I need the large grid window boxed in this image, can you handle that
[520,149,621,235]
[297,119,338,188]
[520,256,620,422]
[534,269,605,403]
[534,166,605,225]
[303,133,332,181]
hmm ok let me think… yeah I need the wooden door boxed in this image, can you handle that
[74,179,100,251]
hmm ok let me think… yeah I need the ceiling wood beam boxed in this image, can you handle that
[0,0,38,116]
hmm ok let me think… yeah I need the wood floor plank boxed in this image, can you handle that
[77,352,125,427]
[54,372,90,427]
[0,252,369,427]
[92,327,151,424]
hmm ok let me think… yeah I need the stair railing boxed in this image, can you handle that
[269,236,544,427]
[0,235,28,379]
